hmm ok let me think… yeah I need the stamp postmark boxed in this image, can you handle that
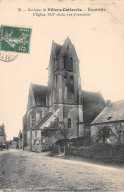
[0,51,18,62]
[0,25,32,54]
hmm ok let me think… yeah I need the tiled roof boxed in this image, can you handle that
[91,100,124,124]
[32,84,48,106]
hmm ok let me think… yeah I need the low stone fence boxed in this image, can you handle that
[51,144,124,164]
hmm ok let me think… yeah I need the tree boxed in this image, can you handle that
[96,125,111,144]
[111,122,124,144]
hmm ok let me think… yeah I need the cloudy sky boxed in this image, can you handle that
[0,0,124,140]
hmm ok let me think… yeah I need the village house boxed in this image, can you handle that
[11,137,19,149]
[22,38,106,152]
[0,123,6,145]
[18,130,22,149]
[91,100,124,144]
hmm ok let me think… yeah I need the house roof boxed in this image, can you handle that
[13,137,18,142]
[0,124,5,136]
[91,100,124,124]
[32,84,48,106]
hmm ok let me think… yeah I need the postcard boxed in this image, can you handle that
[0,0,124,192]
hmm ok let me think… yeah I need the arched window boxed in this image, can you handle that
[70,76,74,93]
[67,44,69,50]
[68,118,71,128]
[63,54,69,70]
[70,57,73,71]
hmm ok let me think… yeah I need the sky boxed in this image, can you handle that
[0,0,124,140]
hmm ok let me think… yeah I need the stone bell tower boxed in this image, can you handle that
[48,37,84,138]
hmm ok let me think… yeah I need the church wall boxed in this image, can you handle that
[26,107,48,130]
[27,131,31,146]
[27,86,35,111]
[63,105,79,138]
[32,130,41,145]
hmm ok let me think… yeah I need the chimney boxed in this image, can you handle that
[106,100,111,106]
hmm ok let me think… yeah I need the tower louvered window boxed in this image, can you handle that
[70,76,74,94]
[70,57,73,71]
[63,54,68,70]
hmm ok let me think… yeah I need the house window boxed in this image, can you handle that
[68,118,71,128]
[70,76,74,93]
[67,44,69,50]
[70,57,73,71]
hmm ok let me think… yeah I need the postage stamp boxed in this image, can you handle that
[0,25,32,53]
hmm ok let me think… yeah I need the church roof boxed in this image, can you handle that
[91,100,124,125]
[82,90,105,104]
[32,109,59,130]
[31,84,48,106]
[53,42,62,56]
[82,90,106,126]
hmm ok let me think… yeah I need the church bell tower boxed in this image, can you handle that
[48,37,84,138]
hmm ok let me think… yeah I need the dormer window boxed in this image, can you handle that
[107,116,112,120]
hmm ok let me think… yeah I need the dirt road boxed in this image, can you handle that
[0,150,124,191]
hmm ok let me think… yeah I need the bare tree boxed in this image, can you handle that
[96,122,124,145]
[96,125,111,144]
[110,122,124,144]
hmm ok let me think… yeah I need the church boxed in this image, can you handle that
[22,38,106,152]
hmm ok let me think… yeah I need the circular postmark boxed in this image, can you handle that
[0,51,18,62]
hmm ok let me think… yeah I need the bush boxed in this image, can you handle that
[65,144,124,164]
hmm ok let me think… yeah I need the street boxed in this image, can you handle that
[0,149,124,191]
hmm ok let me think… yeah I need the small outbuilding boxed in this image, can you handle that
[91,100,124,144]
